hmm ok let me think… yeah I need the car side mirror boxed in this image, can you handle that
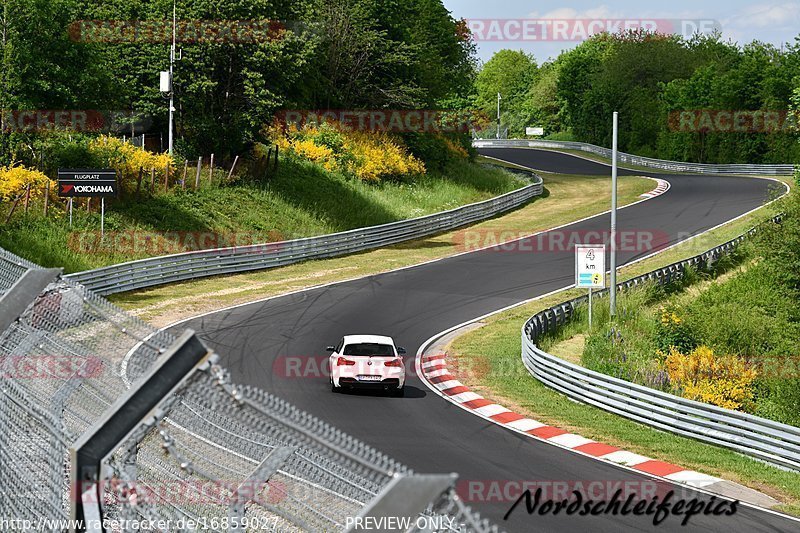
[325,346,336,352]
[397,347,406,355]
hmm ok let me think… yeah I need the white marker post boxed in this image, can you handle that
[610,112,619,318]
[576,244,607,330]
[69,198,73,227]
[100,198,105,239]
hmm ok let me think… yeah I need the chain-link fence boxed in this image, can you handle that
[0,246,499,532]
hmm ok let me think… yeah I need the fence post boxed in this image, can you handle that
[4,195,22,223]
[195,156,202,189]
[43,182,49,216]
[86,197,91,213]
[23,184,31,214]
[209,153,214,185]
[150,167,155,191]
[69,330,213,533]
[164,161,170,193]
[226,155,239,183]
[136,167,143,197]
[182,160,188,190]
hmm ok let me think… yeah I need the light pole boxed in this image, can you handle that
[496,92,501,139]
[610,111,619,318]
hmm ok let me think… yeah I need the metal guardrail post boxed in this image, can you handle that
[228,446,297,532]
[0,267,61,334]
[345,473,458,533]
[69,330,213,532]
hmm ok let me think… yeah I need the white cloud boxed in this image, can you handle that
[734,3,800,28]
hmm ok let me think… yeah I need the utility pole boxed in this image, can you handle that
[167,0,176,155]
[610,112,619,318]
[496,93,501,139]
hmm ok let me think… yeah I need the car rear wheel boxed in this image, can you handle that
[331,378,341,393]
[393,386,405,398]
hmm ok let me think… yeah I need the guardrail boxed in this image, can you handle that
[474,139,796,176]
[521,216,800,472]
[67,173,543,295]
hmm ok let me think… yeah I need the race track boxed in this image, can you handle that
[172,149,794,532]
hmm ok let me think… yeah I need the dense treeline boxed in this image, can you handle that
[0,0,476,163]
[475,32,800,164]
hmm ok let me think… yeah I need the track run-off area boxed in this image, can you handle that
[170,148,795,532]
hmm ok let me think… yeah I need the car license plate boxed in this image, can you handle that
[357,375,382,382]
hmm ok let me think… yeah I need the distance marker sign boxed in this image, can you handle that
[57,168,118,197]
[575,244,606,288]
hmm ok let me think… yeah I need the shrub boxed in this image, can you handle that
[654,304,696,353]
[665,345,757,411]
[0,165,55,201]
[268,122,426,182]
[87,135,175,194]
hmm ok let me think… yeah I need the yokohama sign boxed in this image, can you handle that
[58,168,118,197]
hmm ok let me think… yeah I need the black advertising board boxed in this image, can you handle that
[57,168,118,197]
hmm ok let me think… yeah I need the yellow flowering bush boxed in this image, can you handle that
[442,137,469,159]
[88,135,174,193]
[0,165,55,201]
[665,345,757,410]
[267,122,426,182]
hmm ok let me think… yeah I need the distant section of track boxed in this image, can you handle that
[175,149,792,531]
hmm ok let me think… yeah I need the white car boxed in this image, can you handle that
[327,334,406,396]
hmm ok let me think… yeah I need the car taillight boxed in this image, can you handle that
[337,357,356,366]
[385,358,403,367]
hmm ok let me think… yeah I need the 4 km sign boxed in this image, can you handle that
[575,244,606,288]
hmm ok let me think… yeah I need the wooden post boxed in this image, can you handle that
[4,195,22,224]
[195,157,202,189]
[136,167,143,197]
[23,184,31,214]
[164,161,170,193]
[208,153,214,185]
[150,167,155,191]
[43,182,50,216]
[226,155,239,183]
[86,197,91,212]
[182,160,188,190]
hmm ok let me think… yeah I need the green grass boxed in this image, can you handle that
[449,199,800,511]
[0,158,522,272]
[110,171,654,326]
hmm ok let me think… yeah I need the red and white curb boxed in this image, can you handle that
[421,350,727,490]
[640,178,671,199]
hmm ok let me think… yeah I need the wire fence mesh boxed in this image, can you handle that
[0,246,499,532]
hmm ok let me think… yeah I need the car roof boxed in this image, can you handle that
[342,334,395,345]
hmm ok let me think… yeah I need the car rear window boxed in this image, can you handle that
[342,343,395,357]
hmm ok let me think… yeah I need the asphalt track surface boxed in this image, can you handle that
[174,149,794,532]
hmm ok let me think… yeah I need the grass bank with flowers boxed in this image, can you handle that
[0,132,523,272]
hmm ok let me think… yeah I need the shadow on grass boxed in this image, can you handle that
[267,159,400,231]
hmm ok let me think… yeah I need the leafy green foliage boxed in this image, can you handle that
[482,31,800,163]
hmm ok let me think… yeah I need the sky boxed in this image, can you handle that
[441,0,800,63]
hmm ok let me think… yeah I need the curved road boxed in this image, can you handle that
[174,149,793,532]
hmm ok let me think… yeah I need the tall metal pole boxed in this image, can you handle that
[496,93,501,139]
[167,1,176,155]
[610,112,619,318]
